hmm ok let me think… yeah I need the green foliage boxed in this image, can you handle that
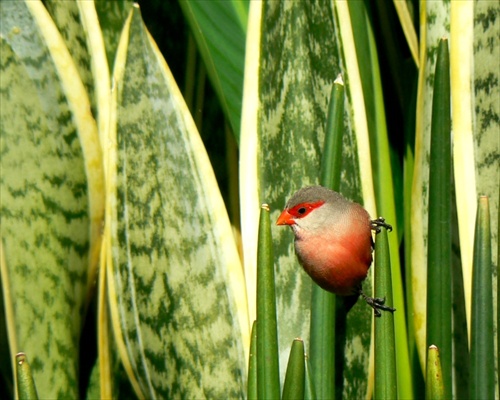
[0,1,498,399]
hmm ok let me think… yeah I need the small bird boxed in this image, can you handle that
[276,185,395,317]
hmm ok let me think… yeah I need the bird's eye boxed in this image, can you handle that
[297,207,307,215]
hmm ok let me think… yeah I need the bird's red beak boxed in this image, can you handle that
[276,209,295,225]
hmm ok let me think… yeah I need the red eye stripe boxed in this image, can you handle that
[287,201,325,218]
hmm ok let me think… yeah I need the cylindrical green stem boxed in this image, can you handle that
[309,78,344,399]
[373,229,397,399]
[247,320,258,400]
[16,353,38,400]
[426,345,444,400]
[256,204,280,399]
[470,196,494,399]
[282,338,305,400]
[426,38,452,399]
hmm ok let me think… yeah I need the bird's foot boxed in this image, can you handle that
[371,217,392,233]
[361,292,396,317]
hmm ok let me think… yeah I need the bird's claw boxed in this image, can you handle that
[361,292,396,317]
[371,217,392,233]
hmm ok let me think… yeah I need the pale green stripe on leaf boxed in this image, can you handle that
[0,1,100,397]
[43,0,96,118]
[393,0,419,67]
[94,0,134,75]
[40,0,108,302]
[107,5,248,398]
[239,0,263,328]
[77,2,112,161]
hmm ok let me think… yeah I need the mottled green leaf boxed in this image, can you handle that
[471,0,499,303]
[0,1,103,398]
[240,1,373,396]
[43,0,96,118]
[107,5,248,398]
[94,0,134,74]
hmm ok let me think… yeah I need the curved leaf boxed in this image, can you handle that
[179,0,247,141]
[107,5,248,398]
[0,1,103,397]
[241,1,374,395]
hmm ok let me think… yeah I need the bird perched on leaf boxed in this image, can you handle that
[276,185,395,317]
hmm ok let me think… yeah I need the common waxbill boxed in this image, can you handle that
[276,185,395,317]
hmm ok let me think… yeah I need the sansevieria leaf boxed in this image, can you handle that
[0,0,104,398]
[241,5,373,396]
[107,5,248,398]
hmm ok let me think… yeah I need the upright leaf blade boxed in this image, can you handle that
[282,339,305,400]
[309,80,343,399]
[256,205,280,400]
[107,5,248,398]
[426,38,452,400]
[373,229,397,400]
[426,345,445,400]
[411,0,451,370]
[470,196,494,399]
[0,1,103,397]
[15,353,38,400]
[241,5,372,395]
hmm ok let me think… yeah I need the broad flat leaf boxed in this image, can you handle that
[0,1,103,397]
[179,0,247,142]
[107,5,248,398]
[241,1,374,396]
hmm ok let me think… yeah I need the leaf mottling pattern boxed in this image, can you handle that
[473,1,499,271]
[0,2,90,398]
[257,0,365,384]
[109,7,246,398]
[43,0,96,119]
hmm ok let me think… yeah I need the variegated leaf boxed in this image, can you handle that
[0,1,103,397]
[241,1,373,395]
[107,5,248,398]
